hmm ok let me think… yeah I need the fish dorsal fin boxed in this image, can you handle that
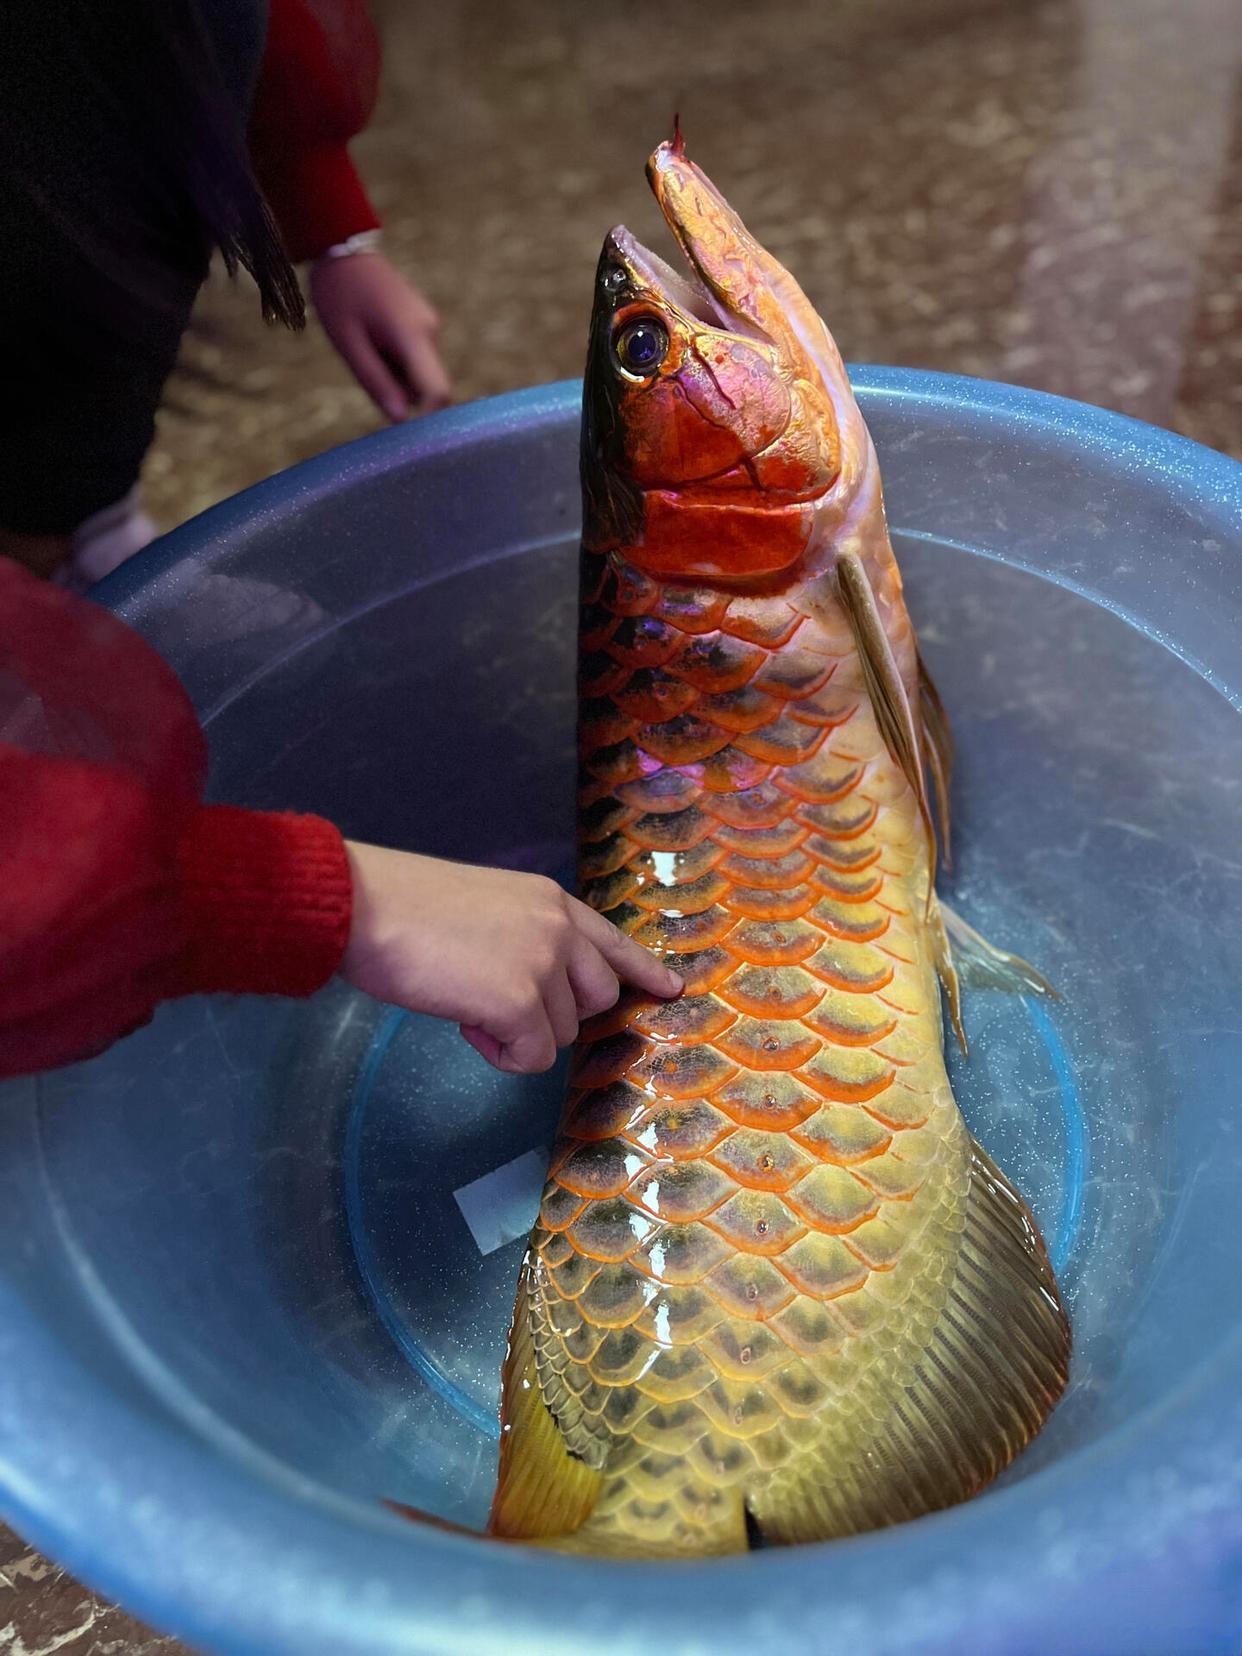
[746,1135,1071,1545]
[836,552,936,881]
[488,1260,602,1540]
[917,649,954,869]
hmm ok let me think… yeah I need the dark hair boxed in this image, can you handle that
[0,0,305,333]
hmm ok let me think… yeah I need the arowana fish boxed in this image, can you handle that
[488,133,1071,1558]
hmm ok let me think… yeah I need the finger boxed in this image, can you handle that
[544,971,580,1048]
[390,330,452,413]
[337,325,410,422]
[459,1023,503,1067]
[566,939,622,1019]
[570,901,683,998]
[497,1017,559,1074]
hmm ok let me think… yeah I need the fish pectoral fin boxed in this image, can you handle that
[835,552,937,883]
[487,1264,603,1541]
[928,894,968,1057]
[747,1137,1071,1546]
[940,901,1059,1001]
[918,649,954,869]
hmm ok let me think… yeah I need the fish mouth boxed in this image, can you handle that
[600,138,771,344]
[601,225,731,331]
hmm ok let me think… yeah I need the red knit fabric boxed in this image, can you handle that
[249,0,382,262]
[167,803,352,998]
[0,562,354,1079]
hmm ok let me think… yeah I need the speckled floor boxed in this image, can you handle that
[7,0,1242,1647]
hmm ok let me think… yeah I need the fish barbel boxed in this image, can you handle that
[489,135,1071,1557]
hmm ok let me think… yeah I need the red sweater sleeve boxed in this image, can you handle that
[0,563,352,1079]
[248,0,383,262]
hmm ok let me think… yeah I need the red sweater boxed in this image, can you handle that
[249,0,383,262]
[0,563,353,1079]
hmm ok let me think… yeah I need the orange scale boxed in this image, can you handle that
[717,966,823,1021]
[551,1140,652,1201]
[651,587,731,635]
[712,1071,822,1131]
[785,706,859,739]
[804,836,882,873]
[718,848,815,890]
[671,632,767,693]
[627,1042,740,1102]
[564,1082,650,1143]
[668,944,736,996]
[571,1032,649,1091]
[632,905,740,958]
[702,781,790,829]
[732,718,830,768]
[625,805,715,853]
[613,669,702,724]
[810,899,892,944]
[579,795,639,843]
[806,956,895,996]
[719,603,804,648]
[693,685,782,735]
[710,819,808,857]
[606,562,661,618]
[702,1191,807,1257]
[794,796,879,839]
[580,833,641,881]
[696,746,776,794]
[583,864,642,915]
[583,741,646,790]
[614,768,702,816]
[714,1019,821,1071]
[862,1095,930,1132]
[608,615,684,669]
[722,917,823,967]
[804,1002,898,1049]
[577,992,648,1044]
[629,993,738,1044]
[773,760,865,806]
[637,716,734,767]
[750,652,836,701]
[797,1053,896,1105]
[578,708,637,757]
[721,885,820,923]
[808,866,886,904]
[629,868,732,917]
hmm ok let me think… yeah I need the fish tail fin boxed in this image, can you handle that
[487,1264,603,1541]
[748,1136,1071,1545]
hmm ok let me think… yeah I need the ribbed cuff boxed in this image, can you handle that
[166,804,353,999]
[264,143,382,264]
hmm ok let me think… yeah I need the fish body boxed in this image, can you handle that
[489,138,1069,1557]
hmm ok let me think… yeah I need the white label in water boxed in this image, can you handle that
[453,1148,550,1256]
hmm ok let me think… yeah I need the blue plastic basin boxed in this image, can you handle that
[1,372,1240,1655]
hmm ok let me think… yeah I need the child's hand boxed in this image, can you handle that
[310,252,452,422]
[340,844,683,1075]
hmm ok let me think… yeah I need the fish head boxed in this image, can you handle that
[582,135,864,585]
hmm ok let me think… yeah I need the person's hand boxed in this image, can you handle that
[310,251,452,422]
[341,844,683,1074]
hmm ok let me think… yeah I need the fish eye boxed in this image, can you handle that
[614,318,669,377]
